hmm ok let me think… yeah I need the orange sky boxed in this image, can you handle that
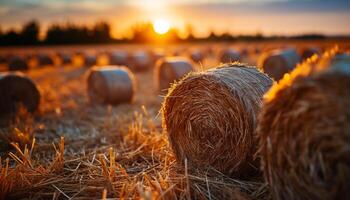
[1,0,350,38]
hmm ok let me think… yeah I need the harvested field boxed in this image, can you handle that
[0,41,349,199]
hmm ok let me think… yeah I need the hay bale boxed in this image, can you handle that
[129,51,151,71]
[189,50,203,63]
[37,54,54,66]
[87,66,135,105]
[219,49,240,63]
[84,54,97,67]
[109,51,128,66]
[0,72,40,118]
[57,53,72,65]
[8,56,29,71]
[257,50,350,200]
[162,63,273,177]
[259,48,300,81]
[154,57,194,92]
[301,47,321,60]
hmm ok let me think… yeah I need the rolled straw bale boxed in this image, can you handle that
[8,56,29,71]
[0,72,40,118]
[258,49,350,200]
[301,47,321,61]
[154,57,194,92]
[259,48,300,81]
[162,63,273,177]
[219,48,240,63]
[87,66,135,105]
[84,54,97,67]
[189,50,204,63]
[37,54,54,66]
[109,51,128,66]
[57,53,72,65]
[150,49,165,65]
[129,51,151,71]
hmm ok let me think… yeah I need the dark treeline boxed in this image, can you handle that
[0,20,331,46]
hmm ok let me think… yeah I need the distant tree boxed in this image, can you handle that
[92,22,111,43]
[20,20,40,44]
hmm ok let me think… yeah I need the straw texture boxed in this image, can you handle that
[162,63,273,177]
[258,49,350,200]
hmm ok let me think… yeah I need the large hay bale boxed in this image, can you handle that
[154,57,194,92]
[37,54,54,66]
[109,51,128,66]
[219,48,240,63]
[8,56,29,71]
[259,48,300,81]
[87,66,135,105]
[0,72,40,118]
[162,63,273,177]
[129,51,151,71]
[257,50,350,200]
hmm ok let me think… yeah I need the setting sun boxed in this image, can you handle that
[153,19,170,35]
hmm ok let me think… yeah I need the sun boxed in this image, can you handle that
[153,19,170,35]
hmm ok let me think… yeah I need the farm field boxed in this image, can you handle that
[0,40,349,199]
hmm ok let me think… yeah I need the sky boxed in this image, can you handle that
[0,0,350,38]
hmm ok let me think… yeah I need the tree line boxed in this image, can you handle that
[0,20,327,46]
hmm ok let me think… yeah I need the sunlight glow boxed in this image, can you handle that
[153,19,170,35]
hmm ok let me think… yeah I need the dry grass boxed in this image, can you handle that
[0,63,268,199]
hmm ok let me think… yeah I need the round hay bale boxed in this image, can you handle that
[301,47,321,60]
[257,50,350,200]
[162,63,273,177]
[84,54,97,67]
[189,50,204,63]
[0,72,40,118]
[150,49,165,65]
[109,51,128,66]
[57,53,72,65]
[87,66,135,105]
[219,48,240,63]
[259,48,300,81]
[154,57,194,92]
[37,54,54,66]
[8,56,29,71]
[129,51,151,71]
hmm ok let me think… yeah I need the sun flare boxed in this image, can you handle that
[153,19,170,35]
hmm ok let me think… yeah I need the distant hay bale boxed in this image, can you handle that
[109,51,128,66]
[301,47,321,60]
[154,57,194,92]
[162,63,273,177]
[37,54,54,66]
[258,49,350,200]
[219,49,240,63]
[189,50,203,63]
[0,72,40,119]
[8,56,29,71]
[84,55,97,67]
[129,51,151,71]
[259,48,300,81]
[87,66,136,105]
[57,53,72,65]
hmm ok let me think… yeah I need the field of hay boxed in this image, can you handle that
[0,40,349,199]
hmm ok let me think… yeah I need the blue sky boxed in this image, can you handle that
[1,0,350,37]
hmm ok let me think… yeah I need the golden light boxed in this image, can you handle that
[153,19,170,35]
